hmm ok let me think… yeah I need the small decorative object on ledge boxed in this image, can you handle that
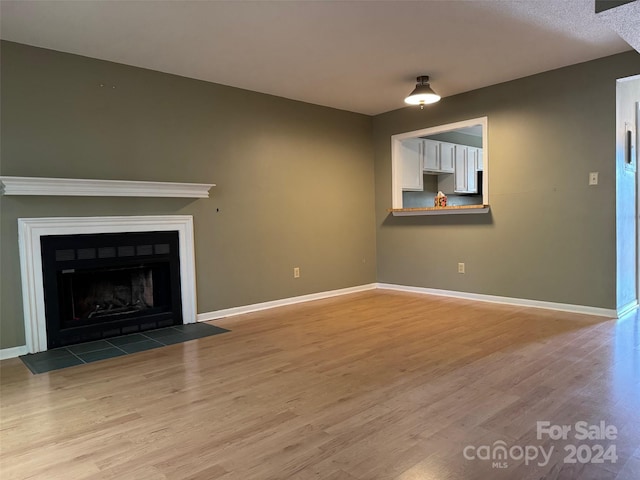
[434,191,447,207]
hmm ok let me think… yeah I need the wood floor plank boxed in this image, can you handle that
[1,291,639,479]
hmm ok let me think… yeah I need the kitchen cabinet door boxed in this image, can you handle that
[466,148,478,192]
[439,142,455,173]
[401,139,423,191]
[454,145,468,192]
[423,140,440,171]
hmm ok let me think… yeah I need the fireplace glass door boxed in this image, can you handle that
[59,263,172,327]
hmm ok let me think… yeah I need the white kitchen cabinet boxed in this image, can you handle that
[423,140,439,171]
[439,142,455,173]
[401,137,481,193]
[422,140,454,174]
[454,146,468,192]
[400,139,423,191]
[477,148,484,171]
[467,147,480,171]
[438,145,479,194]
[466,147,478,192]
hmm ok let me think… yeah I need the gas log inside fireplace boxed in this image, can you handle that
[41,231,183,349]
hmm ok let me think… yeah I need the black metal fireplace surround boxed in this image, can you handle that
[40,231,183,349]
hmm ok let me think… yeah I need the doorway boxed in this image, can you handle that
[616,75,640,317]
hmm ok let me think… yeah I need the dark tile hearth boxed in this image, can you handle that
[20,323,230,374]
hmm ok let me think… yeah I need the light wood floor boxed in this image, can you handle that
[1,290,639,480]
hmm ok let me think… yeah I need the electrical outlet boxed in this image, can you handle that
[293,267,300,278]
[589,172,599,185]
[458,262,465,274]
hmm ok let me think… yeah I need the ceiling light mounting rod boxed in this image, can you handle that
[404,75,441,109]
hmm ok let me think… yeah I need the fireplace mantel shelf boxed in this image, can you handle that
[0,176,215,198]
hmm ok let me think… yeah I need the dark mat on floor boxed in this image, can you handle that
[20,323,230,374]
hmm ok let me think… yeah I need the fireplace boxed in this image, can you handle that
[18,216,199,353]
[41,231,183,349]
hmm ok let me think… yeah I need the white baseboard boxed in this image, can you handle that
[0,284,376,359]
[197,283,378,323]
[0,345,28,360]
[377,283,618,318]
[1,282,619,359]
[617,300,639,319]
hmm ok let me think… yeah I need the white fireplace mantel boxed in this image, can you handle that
[0,176,214,198]
[18,215,198,353]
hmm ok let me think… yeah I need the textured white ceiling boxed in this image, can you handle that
[0,0,635,115]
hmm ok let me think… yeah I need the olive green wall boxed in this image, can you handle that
[0,41,376,349]
[374,51,640,309]
[2,42,639,351]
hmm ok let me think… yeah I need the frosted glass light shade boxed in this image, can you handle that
[404,76,441,105]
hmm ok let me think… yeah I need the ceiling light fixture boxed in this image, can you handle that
[404,75,441,108]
